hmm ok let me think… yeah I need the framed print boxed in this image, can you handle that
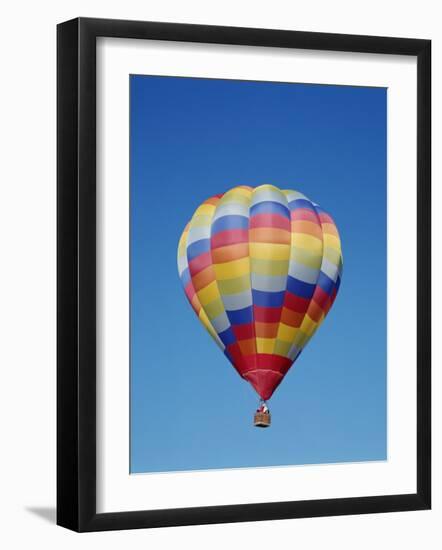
[57,17,431,532]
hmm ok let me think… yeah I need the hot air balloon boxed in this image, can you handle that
[177,185,343,427]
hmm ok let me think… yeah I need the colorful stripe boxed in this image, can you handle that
[177,185,343,400]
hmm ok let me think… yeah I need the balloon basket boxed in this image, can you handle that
[254,412,271,428]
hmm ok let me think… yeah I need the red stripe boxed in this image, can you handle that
[283,291,310,313]
[184,282,195,300]
[188,251,212,276]
[211,229,249,249]
[323,287,338,314]
[249,213,290,230]
[226,348,294,380]
[318,212,335,224]
[312,286,330,309]
[225,343,246,371]
[243,369,284,400]
[232,323,255,341]
[323,297,332,315]
[253,305,282,323]
[235,354,292,375]
[281,307,305,327]
[226,351,256,377]
[257,354,293,374]
[290,208,321,223]
[306,300,324,322]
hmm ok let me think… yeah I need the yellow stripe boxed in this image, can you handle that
[250,258,288,276]
[177,239,187,257]
[178,227,188,249]
[293,330,310,348]
[250,242,291,261]
[299,314,318,337]
[289,246,323,270]
[291,220,323,239]
[217,274,251,294]
[190,214,213,227]
[291,233,323,253]
[199,310,219,340]
[256,338,275,354]
[203,298,225,319]
[213,257,250,280]
[199,309,211,330]
[323,233,341,252]
[197,281,219,305]
[255,184,280,192]
[195,204,216,216]
[276,322,298,342]
[219,194,250,206]
[322,222,339,237]
[274,339,292,357]
[323,247,342,265]
[227,186,253,198]
[219,187,251,205]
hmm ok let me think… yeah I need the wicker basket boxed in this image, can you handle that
[254,412,271,428]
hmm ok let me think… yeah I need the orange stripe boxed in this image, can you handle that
[322,222,339,237]
[211,243,249,264]
[190,294,201,313]
[255,322,279,338]
[249,227,291,244]
[306,300,324,323]
[205,197,220,206]
[281,307,305,327]
[238,338,257,356]
[291,220,323,240]
[191,265,215,292]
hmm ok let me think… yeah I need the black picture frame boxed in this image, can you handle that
[57,17,431,532]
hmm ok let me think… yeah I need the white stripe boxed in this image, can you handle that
[321,258,340,282]
[221,289,252,311]
[212,202,249,221]
[186,225,210,245]
[210,312,231,333]
[284,189,309,203]
[251,273,287,292]
[177,254,188,276]
[251,187,288,207]
[289,261,319,284]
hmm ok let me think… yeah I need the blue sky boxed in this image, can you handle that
[130,75,387,473]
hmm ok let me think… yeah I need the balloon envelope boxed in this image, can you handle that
[177,185,343,400]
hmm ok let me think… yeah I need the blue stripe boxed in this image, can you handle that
[250,201,289,218]
[180,267,191,287]
[286,276,315,299]
[218,327,236,347]
[317,271,335,295]
[335,276,341,292]
[186,238,211,261]
[211,215,249,235]
[226,306,253,325]
[288,199,316,212]
[252,289,285,307]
